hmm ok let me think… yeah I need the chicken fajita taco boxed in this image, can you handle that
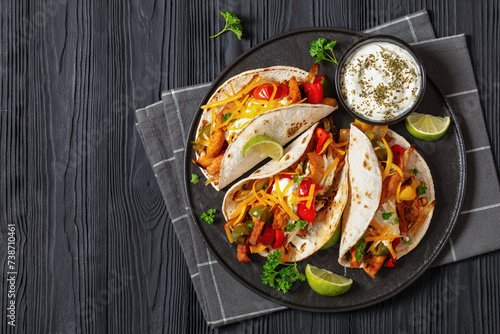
[192,65,339,190]
[222,118,349,263]
[339,122,436,278]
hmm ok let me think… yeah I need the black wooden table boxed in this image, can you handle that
[1,1,499,333]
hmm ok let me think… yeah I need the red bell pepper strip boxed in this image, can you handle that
[297,179,323,223]
[299,179,313,196]
[253,83,289,101]
[298,202,315,223]
[315,128,329,154]
[391,145,406,166]
[313,75,326,84]
[272,230,286,249]
[260,224,275,246]
[303,82,323,104]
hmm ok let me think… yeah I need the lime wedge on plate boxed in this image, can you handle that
[305,264,353,296]
[320,224,341,250]
[405,113,450,141]
[243,135,284,161]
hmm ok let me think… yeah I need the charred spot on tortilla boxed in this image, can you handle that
[286,121,307,138]
[284,154,290,161]
[227,154,231,158]
[365,153,370,160]
[254,169,262,174]
[365,191,372,199]
[302,136,308,144]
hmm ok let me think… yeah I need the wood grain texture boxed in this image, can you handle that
[0,0,498,333]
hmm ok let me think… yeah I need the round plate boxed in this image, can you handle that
[184,28,466,312]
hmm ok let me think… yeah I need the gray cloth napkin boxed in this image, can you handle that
[135,10,500,327]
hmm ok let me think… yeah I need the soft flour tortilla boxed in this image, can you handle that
[223,125,349,262]
[338,125,382,266]
[195,66,337,190]
[339,126,435,266]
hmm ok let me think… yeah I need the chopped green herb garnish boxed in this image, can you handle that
[210,12,243,40]
[382,212,395,220]
[417,182,427,196]
[222,113,232,122]
[201,209,216,224]
[410,168,419,176]
[293,175,303,185]
[241,184,247,190]
[354,233,367,263]
[261,250,306,293]
[190,174,200,184]
[309,38,338,64]
[405,238,412,245]
[285,219,308,232]
[394,217,400,225]
[248,221,254,229]
[263,184,269,192]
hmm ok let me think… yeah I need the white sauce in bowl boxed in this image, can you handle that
[340,42,421,121]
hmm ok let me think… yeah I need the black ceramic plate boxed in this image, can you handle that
[184,28,466,311]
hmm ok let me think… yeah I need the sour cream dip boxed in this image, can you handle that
[340,41,422,122]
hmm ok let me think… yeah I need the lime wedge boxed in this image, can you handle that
[305,264,353,296]
[405,113,450,141]
[243,135,284,161]
[320,224,341,250]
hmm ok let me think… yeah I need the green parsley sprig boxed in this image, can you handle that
[284,219,307,232]
[417,182,427,196]
[382,212,395,220]
[293,175,303,185]
[261,250,306,293]
[190,174,200,184]
[201,209,216,224]
[210,12,243,40]
[309,38,338,64]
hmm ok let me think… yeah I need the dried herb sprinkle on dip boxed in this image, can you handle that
[340,42,421,121]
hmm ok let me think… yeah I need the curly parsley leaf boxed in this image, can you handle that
[354,233,367,263]
[201,208,216,224]
[261,250,305,293]
[293,175,303,185]
[285,219,308,232]
[190,174,200,184]
[417,182,427,196]
[210,11,243,40]
[309,38,338,64]
[410,168,419,176]
[382,212,395,220]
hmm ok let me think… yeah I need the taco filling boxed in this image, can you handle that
[340,122,435,278]
[193,65,338,187]
[222,118,349,263]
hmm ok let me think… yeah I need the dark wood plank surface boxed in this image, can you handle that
[1,0,499,333]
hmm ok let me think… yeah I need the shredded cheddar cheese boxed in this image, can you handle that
[322,158,339,181]
[305,184,316,209]
[381,137,393,181]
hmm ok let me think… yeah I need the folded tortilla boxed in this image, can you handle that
[194,66,337,190]
[339,125,435,267]
[223,125,349,262]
